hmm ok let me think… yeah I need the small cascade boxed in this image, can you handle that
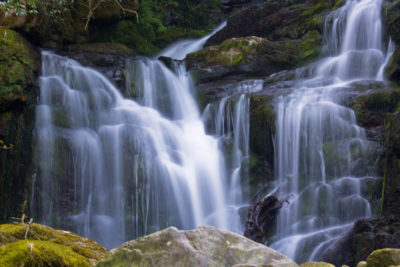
[159,21,227,60]
[270,0,392,262]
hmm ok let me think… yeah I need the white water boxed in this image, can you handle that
[270,0,393,262]
[35,21,255,249]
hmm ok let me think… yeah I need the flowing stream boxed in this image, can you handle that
[270,0,394,262]
[35,22,253,249]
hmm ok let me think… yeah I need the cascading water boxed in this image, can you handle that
[269,0,394,262]
[35,21,253,249]
[202,80,264,210]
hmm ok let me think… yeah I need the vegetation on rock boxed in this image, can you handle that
[0,222,107,266]
[0,27,37,111]
[187,30,321,79]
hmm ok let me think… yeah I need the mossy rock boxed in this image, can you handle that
[300,262,335,267]
[351,88,400,128]
[0,240,90,267]
[366,248,400,267]
[187,31,321,77]
[0,27,38,112]
[0,223,107,266]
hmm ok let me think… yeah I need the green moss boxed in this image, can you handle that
[0,223,107,264]
[0,27,37,110]
[366,248,400,267]
[301,2,324,17]
[188,29,321,72]
[385,49,400,84]
[333,0,345,10]
[0,240,89,267]
[352,89,400,126]
[250,95,275,133]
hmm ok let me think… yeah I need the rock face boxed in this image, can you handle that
[97,225,299,267]
[0,27,39,223]
[0,223,107,266]
[206,0,341,46]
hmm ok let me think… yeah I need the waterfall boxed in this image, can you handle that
[159,21,227,60]
[35,21,254,249]
[270,0,393,262]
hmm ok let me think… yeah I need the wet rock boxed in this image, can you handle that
[97,225,299,267]
[58,43,137,95]
[319,217,400,266]
[248,94,275,198]
[350,82,400,142]
[0,223,107,266]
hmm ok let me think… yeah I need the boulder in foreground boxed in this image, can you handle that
[97,225,299,267]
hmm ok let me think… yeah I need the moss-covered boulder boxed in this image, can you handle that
[97,225,299,267]
[366,248,400,267]
[0,223,107,266]
[187,31,321,82]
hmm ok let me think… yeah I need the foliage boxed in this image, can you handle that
[0,0,72,19]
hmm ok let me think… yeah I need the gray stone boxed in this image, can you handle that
[97,225,299,267]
